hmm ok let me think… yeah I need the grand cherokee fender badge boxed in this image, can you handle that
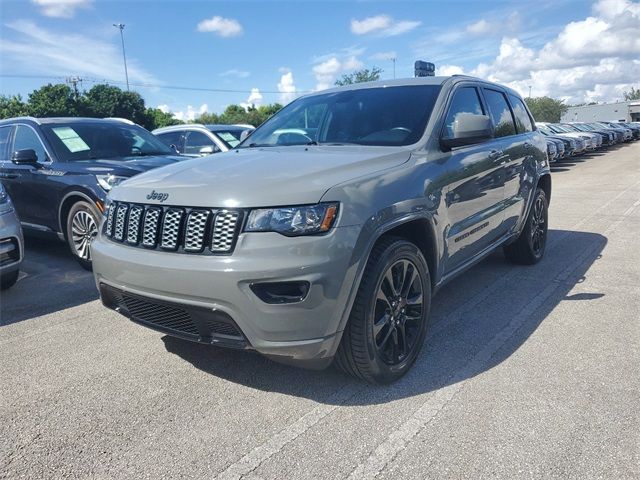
[146,190,169,202]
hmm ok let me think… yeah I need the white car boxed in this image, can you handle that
[536,122,597,150]
[153,124,255,157]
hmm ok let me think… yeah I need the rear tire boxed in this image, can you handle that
[335,236,431,384]
[0,269,19,290]
[504,188,548,265]
[66,201,100,271]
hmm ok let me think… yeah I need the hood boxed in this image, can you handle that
[80,155,184,176]
[110,145,411,207]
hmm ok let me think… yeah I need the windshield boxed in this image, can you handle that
[548,124,571,134]
[211,128,249,149]
[240,85,442,148]
[41,122,175,161]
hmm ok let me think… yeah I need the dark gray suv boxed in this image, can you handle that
[93,75,550,383]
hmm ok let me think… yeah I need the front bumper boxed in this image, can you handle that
[0,208,24,275]
[92,225,362,367]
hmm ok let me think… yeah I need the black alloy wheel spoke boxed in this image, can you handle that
[373,257,425,366]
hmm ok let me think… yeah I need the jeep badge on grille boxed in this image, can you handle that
[146,190,169,202]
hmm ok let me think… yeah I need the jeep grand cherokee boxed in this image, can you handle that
[93,76,550,384]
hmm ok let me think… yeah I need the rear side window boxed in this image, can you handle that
[0,126,11,161]
[509,95,533,133]
[184,131,219,155]
[442,87,484,140]
[156,131,184,153]
[483,89,516,138]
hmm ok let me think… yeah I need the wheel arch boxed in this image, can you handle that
[58,190,103,239]
[537,173,552,205]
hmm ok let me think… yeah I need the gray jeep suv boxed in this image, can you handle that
[92,76,550,383]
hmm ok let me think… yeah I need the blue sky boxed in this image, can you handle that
[1,0,639,119]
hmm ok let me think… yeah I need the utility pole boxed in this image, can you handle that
[391,57,397,79]
[528,85,532,98]
[113,23,130,91]
[66,76,82,100]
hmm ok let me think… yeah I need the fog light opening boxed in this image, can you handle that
[250,281,310,304]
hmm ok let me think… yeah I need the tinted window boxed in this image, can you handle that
[184,131,218,155]
[242,85,442,147]
[442,87,484,139]
[156,131,184,153]
[0,126,11,161]
[40,122,174,161]
[13,125,48,162]
[509,95,533,133]
[483,89,516,138]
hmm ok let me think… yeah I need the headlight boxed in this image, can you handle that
[245,203,339,236]
[0,183,13,214]
[96,174,128,191]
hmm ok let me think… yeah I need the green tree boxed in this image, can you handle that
[623,87,640,101]
[27,84,78,117]
[195,112,220,124]
[218,104,252,125]
[524,96,568,123]
[0,94,29,118]
[146,107,182,129]
[82,84,150,127]
[334,67,383,86]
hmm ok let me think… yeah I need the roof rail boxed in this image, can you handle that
[105,117,135,125]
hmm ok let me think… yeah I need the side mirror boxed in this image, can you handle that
[199,146,214,155]
[441,114,493,150]
[240,129,253,143]
[12,149,40,166]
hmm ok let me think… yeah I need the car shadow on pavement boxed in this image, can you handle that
[0,237,98,326]
[163,229,607,405]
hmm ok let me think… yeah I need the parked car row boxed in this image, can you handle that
[536,120,639,162]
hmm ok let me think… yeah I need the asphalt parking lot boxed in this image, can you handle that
[1,143,639,479]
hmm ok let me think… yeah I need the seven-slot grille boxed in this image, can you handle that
[104,201,241,254]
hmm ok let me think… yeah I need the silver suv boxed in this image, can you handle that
[93,76,550,383]
[153,124,254,157]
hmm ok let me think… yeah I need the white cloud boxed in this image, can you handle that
[436,64,465,76]
[31,0,91,18]
[169,103,208,122]
[1,20,156,84]
[240,88,263,109]
[342,56,364,70]
[466,0,640,103]
[219,69,250,78]
[351,15,421,37]
[157,104,170,113]
[370,51,397,61]
[277,70,297,104]
[197,16,243,37]
[467,19,492,35]
[313,57,342,90]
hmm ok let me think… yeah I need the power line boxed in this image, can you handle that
[0,74,312,95]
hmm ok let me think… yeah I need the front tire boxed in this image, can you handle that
[504,188,548,265]
[335,237,431,384]
[66,201,100,270]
